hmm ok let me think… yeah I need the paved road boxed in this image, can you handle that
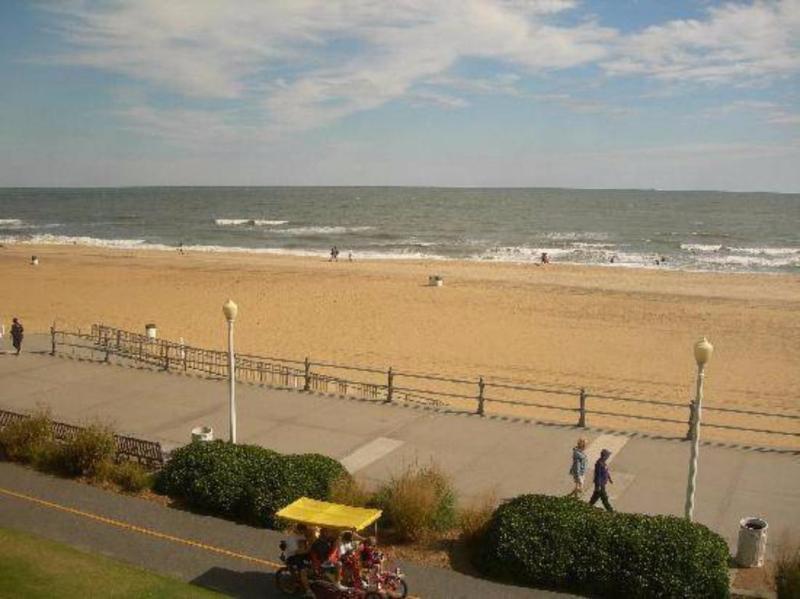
[1,338,799,560]
[0,462,572,598]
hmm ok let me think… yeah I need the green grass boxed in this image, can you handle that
[0,527,226,598]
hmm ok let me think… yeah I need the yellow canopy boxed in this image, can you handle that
[276,497,382,531]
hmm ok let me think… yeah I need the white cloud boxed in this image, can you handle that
[43,0,614,135]
[707,99,800,126]
[38,0,800,144]
[604,0,800,83]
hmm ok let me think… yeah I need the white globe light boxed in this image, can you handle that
[694,337,713,366]
[223,299,238,322]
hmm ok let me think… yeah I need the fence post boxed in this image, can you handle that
[163,345,170,371]
[304,357,311,391]
[477,377,486,415]
[385,367,394,403]
[50,323,56,356]
[577,388,587,427]
[685,401,696,441]
[116,330,121,351]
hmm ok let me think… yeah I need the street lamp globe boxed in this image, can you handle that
[694,337,713,366]
[223,299,238,322]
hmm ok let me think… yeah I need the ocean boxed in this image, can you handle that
[1,187,798,273]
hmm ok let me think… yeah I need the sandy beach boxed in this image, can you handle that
[2,244,799,448]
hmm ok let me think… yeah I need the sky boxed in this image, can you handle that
[0,0,799,191]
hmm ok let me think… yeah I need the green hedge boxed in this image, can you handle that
[154,441,348,528]
[477,494,730,599]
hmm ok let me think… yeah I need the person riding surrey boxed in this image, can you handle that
[310,528,339,571]
[283,524,317,597]
[589,448,614,512]
[284,523,314,567]
[337,530,366,587]
[568,438,588,497]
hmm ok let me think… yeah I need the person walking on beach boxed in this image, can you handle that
[568,438,588,497]
[10,317,23,355]
[589,448,614,511]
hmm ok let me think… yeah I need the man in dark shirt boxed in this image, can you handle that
[10,318,23,355]
[589,448,614,512]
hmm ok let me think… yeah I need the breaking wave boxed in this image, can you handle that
[214,218,289,226]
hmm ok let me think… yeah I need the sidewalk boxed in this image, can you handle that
[0,462,572,598]
[1,338,799,559]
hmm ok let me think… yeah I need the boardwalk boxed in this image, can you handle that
[1,336,799,558]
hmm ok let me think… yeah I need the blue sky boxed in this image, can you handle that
[1,0,799,191]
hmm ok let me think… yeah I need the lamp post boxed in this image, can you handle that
[223,299,238,444]
[685,337,713,521]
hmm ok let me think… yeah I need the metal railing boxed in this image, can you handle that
[47,324,800,446]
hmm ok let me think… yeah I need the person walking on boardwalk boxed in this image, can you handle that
[589,448,614,511]
[10,317,23,355]
[568,438,588,497]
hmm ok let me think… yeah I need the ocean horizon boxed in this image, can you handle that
[2,186,798,274]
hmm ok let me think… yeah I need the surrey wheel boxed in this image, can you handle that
[274,567,300,595]
[384,578,408,599]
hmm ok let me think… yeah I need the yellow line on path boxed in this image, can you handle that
[0,486,422,599]
[0,486,282,569]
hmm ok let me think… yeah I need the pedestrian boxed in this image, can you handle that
[589,448,614,511]
[10,317,24,355]
[568,438,588,497]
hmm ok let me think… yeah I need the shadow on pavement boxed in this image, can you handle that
[192,567,281,598]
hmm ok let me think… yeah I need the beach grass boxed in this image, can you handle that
[0,526,225,598]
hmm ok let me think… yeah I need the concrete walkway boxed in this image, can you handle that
[1,338,799,560]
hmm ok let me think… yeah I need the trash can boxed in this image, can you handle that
[191,426,213,443]
[145,323,157,340]
[736,517,768,567]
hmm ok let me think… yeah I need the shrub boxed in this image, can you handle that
[329,475,373,507]
[458,490,497,545]
[56,423,116,477]
[478,494,730,598]
[109,461,152,493]
[0,408,54,464]
[776,542,800,599]
[155,441,348,528]
[375,463,457,542]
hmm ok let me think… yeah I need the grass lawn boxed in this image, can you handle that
[0,526,226,598]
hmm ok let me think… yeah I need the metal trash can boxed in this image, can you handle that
[191,426,213,443]
[736,517,768,567]
[145,323,157,340]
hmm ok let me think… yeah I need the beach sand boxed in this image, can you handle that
[2,244,799,449]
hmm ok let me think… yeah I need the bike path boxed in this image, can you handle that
[0,462,576,599]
